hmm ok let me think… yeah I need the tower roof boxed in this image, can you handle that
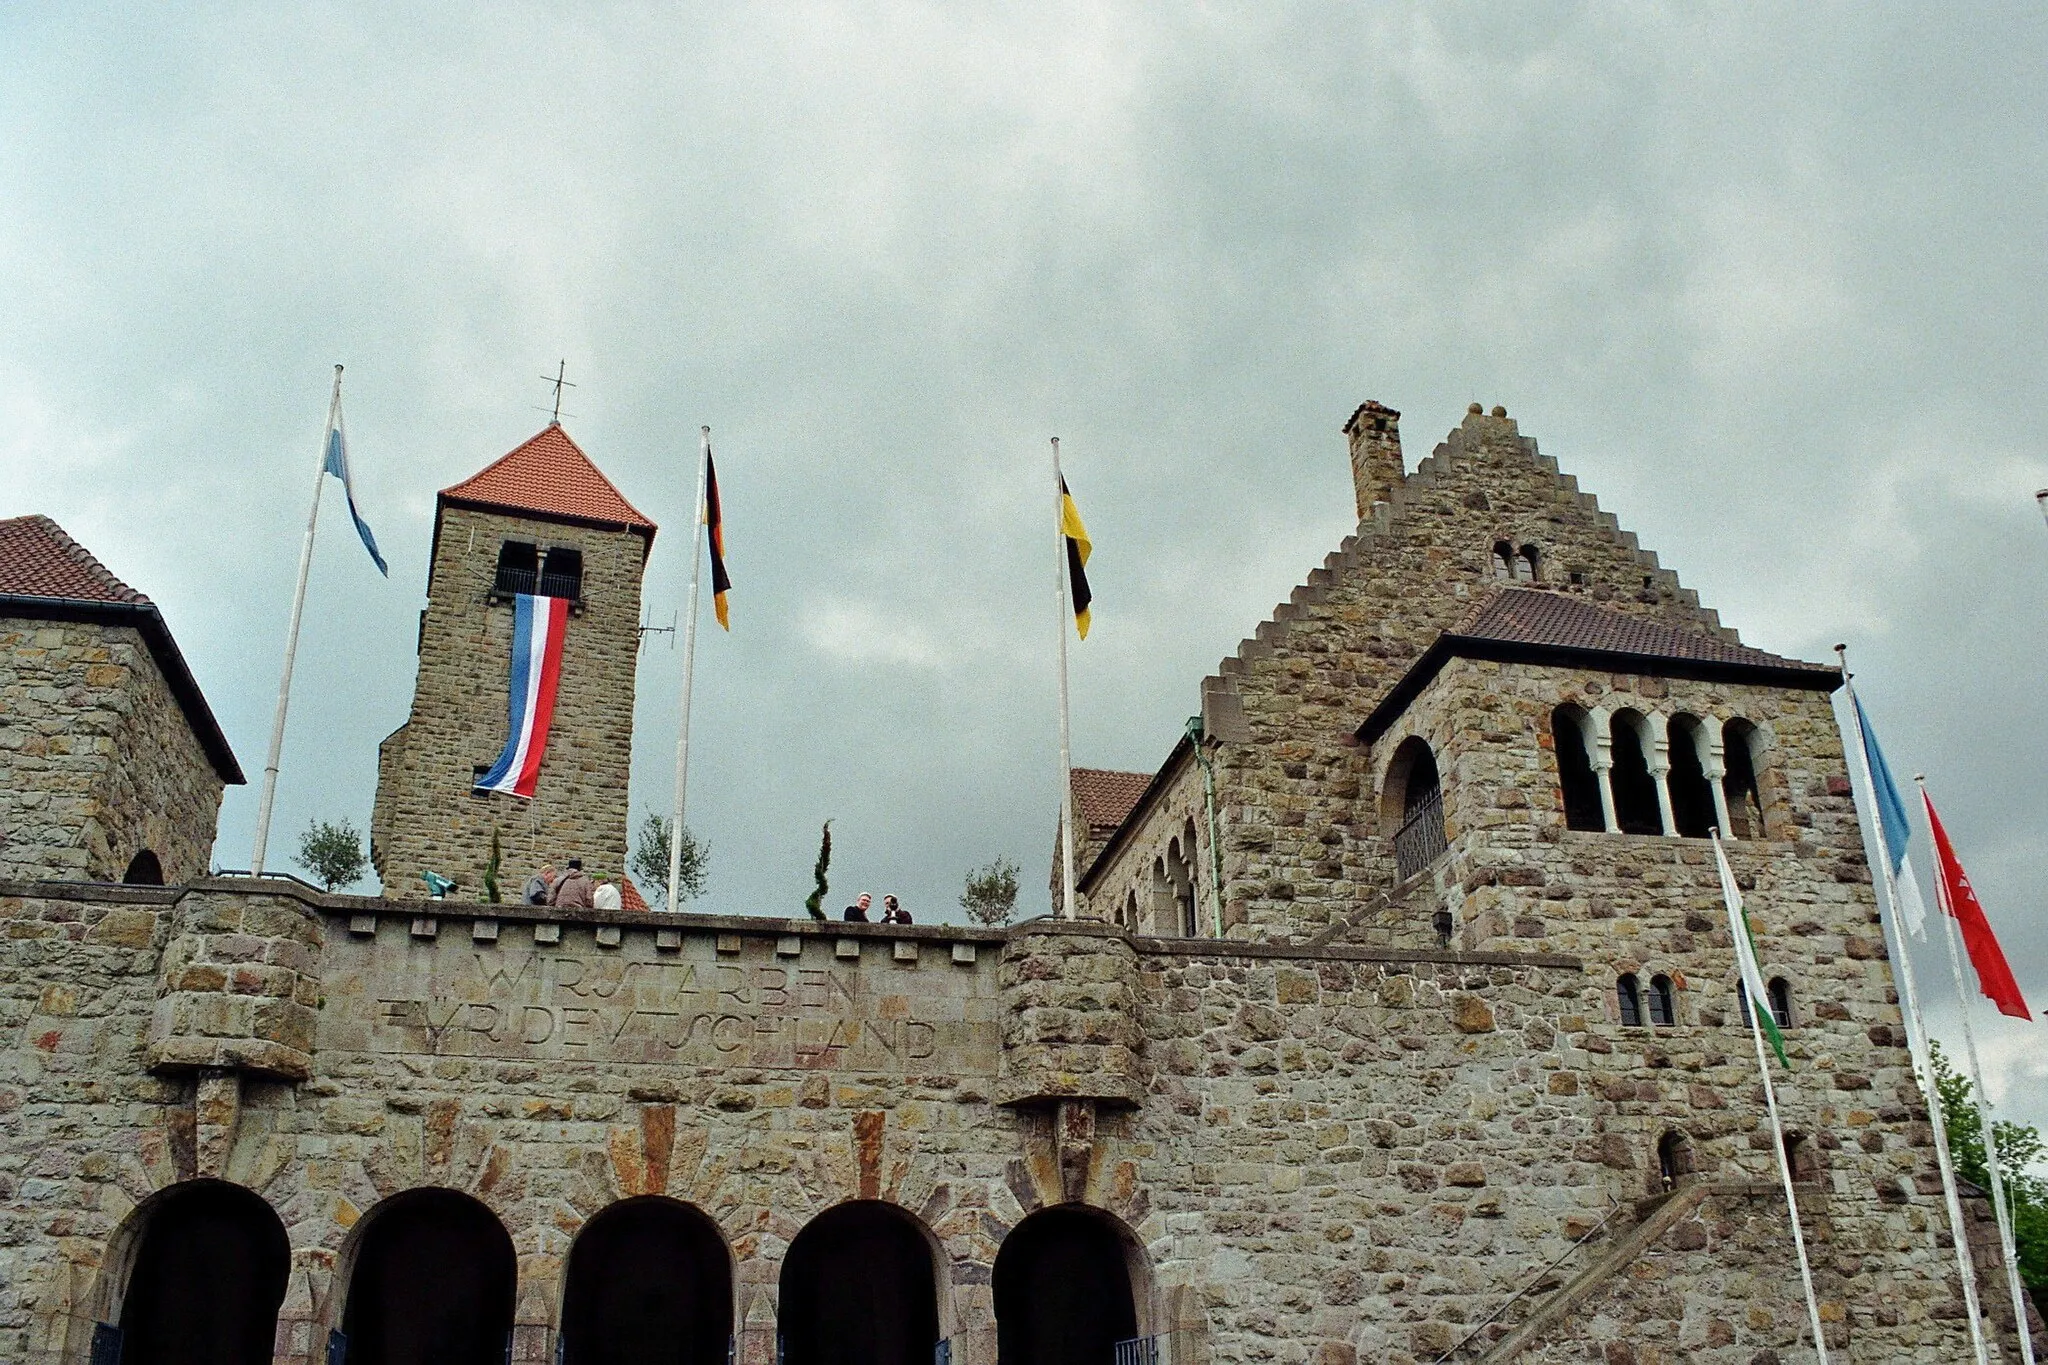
[0,515,244,784]
[439,424,657,540]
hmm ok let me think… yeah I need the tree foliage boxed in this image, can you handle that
[960,856,1020,927]
[631,811,708,907]
[804,821,833,921]
[1931,1042,2047,1300]
[293,818,368,892]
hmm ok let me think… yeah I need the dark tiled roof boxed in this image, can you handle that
[0,515,243,784]
[441,424,657,536]
[0,515,152,605]
[1072,768,1153,834]
[1455,588,1833,673]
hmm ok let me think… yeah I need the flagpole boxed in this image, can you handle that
[1714,831,1830,1364]
[668,426,710,916]
[1916,775,2038,1365]
[1837,653,1990,1365]
[250,365,341,877]
[1053,437,1077,921]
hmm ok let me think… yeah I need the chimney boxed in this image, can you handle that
[1343,400,1402,521]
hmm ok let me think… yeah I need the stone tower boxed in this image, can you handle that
[370,423,656,896]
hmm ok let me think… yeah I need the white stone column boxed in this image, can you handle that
[1591,716,1620,834]
[1704,718,1734,837]
[1648,716,1676,835]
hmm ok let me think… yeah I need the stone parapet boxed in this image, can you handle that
[146,884,321,1080]
[996,917,1144,1107]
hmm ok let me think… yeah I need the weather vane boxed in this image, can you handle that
[542,360,576,424]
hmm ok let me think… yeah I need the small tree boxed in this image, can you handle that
[632,811,708,908]
[960,856,1020,927]
[294,818,368,892]
[804,821,833,921]
[1931,1042,2047,1300]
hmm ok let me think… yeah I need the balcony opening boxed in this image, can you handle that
[1551,705,1604,832]
[541,546,585,600]
[1386,737,1446,881]
[491,540,538,597]
[1609,710,1663,835]
[1722,719,1766,839]
[1667,715,1715,838]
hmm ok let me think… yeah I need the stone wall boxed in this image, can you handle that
[371,505,648,898]
[0,878,2015,1365]
[1080,757,1221,937]
[0,617,223,884]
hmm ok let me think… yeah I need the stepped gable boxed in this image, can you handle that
[440,423,658,540]
[0,514,151,605]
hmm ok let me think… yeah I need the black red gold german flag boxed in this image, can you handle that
[1060,475,1092,638]
[706,451,731,630]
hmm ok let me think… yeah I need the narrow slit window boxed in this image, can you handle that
[1647,974,1676,1027]
[1618,973,1644,1027]
[1767,977,1793,1029]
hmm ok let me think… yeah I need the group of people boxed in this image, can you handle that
[522,859,625,911]
[841,892,912,923]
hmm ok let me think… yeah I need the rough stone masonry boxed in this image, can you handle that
[0,406,2040,1365]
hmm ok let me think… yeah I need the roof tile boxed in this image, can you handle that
[0,515,151,606]
[1454,588,1832,672]
[1071,768,1154,834]
[441,424,657,535]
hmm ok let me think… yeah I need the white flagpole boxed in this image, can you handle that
[250,365,341,877]
[1837,656,1990,1365]
[1916,776,2038,1365]
[668,426,710,916]
[1714,831,1830,1364]
[1053,437,1077,921]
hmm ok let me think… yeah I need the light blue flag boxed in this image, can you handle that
[322,421,387,577]
[1853,692,1910,874]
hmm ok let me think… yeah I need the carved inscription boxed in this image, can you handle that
[355,946,991,1073]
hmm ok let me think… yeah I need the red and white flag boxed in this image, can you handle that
[1922,789,2033,1021]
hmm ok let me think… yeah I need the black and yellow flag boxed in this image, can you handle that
[1060,475,1092,638]
[705,451,731,630]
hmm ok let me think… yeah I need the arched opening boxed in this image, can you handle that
[1516,544,1540,582]
[560,1197,732,1365]
[779,1201,940,1365]
[1119,891,1136,930]
[1491,540,1515,579]
[113,1180,289,1365]
[1656,1132,1692,1193]
[1767,977,1793,1029]
[1783,1133,1819,1183]
[1174,823,1200,936]
[994,1206,1141,1365]
[122,849,165,885]
[1647,975,1677,1027]
[1551,706,1604,832]
[1385,737,1446,881]
[339,1188,516,1365]
[1617,973,1644,1027]
[1146,858,1173,936]
[1722,720,1765,839]
[1665,716,1715,838]
[1608,711,1662,835]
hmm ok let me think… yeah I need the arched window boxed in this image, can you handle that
[1167,829,1197,938]
[1767,977,1793,1029]
[1119,891,1136,930]
[1516,544,1539,581]
[1608,711,1663,835]
[1491,541,1515,579]
[123,850,165,885]
[1656,1132,1692,1192]
[1386,737,1446,881]
[1617,973,1644,1027]
[559,1197,731,1365]
[1783,1133,1818,1183]
[1647,974,1677,1027]
[114,1180,290,1365]
[340,1188,516,1365]
[1722,719,1765,839]
[993,1206,1141,1365]
[781,1202,940,1365]
[1552,705,1605,832]
[1666,715,1715,838]
[1147,858,1173,936]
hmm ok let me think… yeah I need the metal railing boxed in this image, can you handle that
[491,567,583,601]
[1394,784,1447,881]
[1114,1336,1164,1365]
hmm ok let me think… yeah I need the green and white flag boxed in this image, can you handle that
[1714,832,1789,1069]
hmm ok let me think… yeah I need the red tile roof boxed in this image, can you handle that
[1456,588,1832,673]
[0,515,151,605]
[621,876,648,912]
[1072,767,1154,835]
[440,424,657,538]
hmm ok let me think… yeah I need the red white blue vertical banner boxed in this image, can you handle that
[475,593,570,799]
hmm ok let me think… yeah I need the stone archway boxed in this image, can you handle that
[779,1201,941,1365]
[559,1196,733,1365]
[338,1188,515,1365]
[993,1205,1141,1365]
[114,1179,289,1365]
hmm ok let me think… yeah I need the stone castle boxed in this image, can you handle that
[1,406,2041,1365]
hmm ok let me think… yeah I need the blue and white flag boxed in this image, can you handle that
[1852,690,1927,937]
[323,407,387,577]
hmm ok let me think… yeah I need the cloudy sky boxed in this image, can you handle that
[5,4,2046,1128]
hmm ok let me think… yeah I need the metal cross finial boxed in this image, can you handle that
[543,360,576,424]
